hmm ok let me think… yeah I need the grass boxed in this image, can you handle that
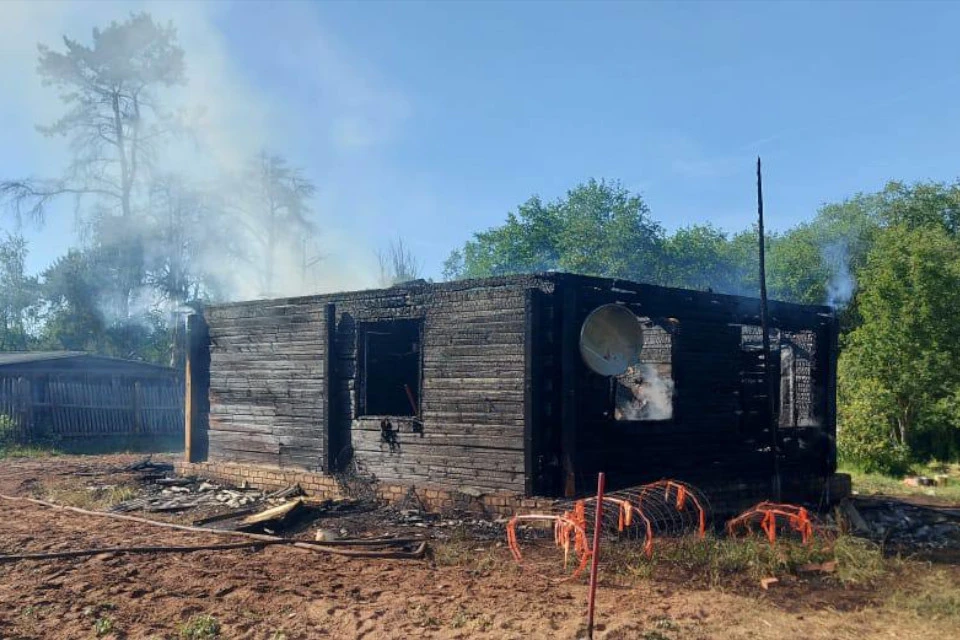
[0,443,59,459]
[887,567,960,620]
[93,616,116,637]
[40,481,140,510]
[432,538,519,576]
[842,461,960,502]
[603,532,890,588]
[179,614,220,640]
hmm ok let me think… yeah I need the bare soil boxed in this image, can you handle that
[1,455,958,640]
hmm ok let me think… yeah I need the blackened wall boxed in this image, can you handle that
[538,274,837,497]
[199,277,552,494]
[194,272,837,501]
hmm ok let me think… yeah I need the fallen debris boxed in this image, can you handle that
[242,498,303,526]
[850,496,960,550]
[797,560,837,574]
[0,493,428,560]
[840,500,871,535]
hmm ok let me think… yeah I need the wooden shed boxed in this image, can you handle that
[0,352,183,452]
[185,273,843,510]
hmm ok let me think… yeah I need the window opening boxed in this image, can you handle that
[614,318,675,422]
[359,319,421,417]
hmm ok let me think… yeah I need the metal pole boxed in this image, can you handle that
[586,472,606,639]
[757,157,781,501]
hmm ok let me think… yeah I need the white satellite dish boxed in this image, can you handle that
[579,304,644,376]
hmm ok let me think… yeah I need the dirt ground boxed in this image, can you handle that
[1,455,958,640]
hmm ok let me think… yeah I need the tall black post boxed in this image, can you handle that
[757,157,781,500]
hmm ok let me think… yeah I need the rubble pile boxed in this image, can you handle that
[103,458,304,516]
[108,477,272,513]
[848,497,960,550]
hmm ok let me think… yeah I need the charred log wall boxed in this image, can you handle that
[197,271,836,501]
[333,280,551,494]
[546,274,837,496]
[203,300,332,470]
[201,276,553,495]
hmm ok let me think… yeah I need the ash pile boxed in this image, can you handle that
[844,496,960,550]
[382,487,506,541]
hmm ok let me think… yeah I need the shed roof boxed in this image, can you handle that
[0,351,174,372]
[0,351,87,366]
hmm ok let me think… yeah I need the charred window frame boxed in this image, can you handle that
[778,330,820,429]
[612,318,677,423]
[357,319,422,417]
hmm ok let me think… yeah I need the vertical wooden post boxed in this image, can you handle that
[21,377,33,442]
[560,283,579,498]
[185,312,210,463]
[133,381,143,435]
[184,345,193,462]
[523,288,539,497]
[586,471,606,639]
[322,303,337,473]
[757,157,782,500]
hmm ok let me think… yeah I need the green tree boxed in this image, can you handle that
[0,234,41,350]
[38,248,167,362]
[444,180,664,281]
[838,224,960,470]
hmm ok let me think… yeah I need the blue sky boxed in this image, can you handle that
[3,1,960,284]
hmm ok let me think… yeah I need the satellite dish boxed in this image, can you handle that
[579,304,644,376]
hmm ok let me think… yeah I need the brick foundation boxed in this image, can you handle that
[173,461,851,517]
[174,461,558,516]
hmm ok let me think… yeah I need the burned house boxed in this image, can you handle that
[183,273,842,512]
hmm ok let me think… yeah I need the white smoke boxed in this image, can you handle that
[1,1,415,302]
[615,363,675,421]
[822,239,855,309]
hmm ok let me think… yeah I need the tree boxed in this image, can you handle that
[0,234,41,350]
[838,225,960,470]
[145,174,214,367]
[444,180,664,282]
[378,238,422,286]
[1,13,185,318]
[226,152,317,297]
[38,248,167,362]
[3,13,185,221]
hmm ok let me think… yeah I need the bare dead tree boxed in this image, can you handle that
[222,151,318,298]
[377,237,423,287]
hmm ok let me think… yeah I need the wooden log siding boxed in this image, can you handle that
[205,301,330,471]
[346,286,533,493]
[200,279,546,493]
[566,279,835,494]
[197,272,836,500]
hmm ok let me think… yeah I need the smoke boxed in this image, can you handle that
[822,239,855,309]
[1,1,414,308]
[615,363,675,421]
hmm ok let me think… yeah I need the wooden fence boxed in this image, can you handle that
[0,374,183,444]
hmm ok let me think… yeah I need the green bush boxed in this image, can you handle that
[0,414,20,446]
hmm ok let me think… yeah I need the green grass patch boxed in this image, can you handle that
[842,461,960,502]
[179,614,220,639]
[608,533,888,588]
[888,568,960,620]
[0,443,59,459]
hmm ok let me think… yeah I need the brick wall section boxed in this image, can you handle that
[174,461,558,516]
[173,461,850,517]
